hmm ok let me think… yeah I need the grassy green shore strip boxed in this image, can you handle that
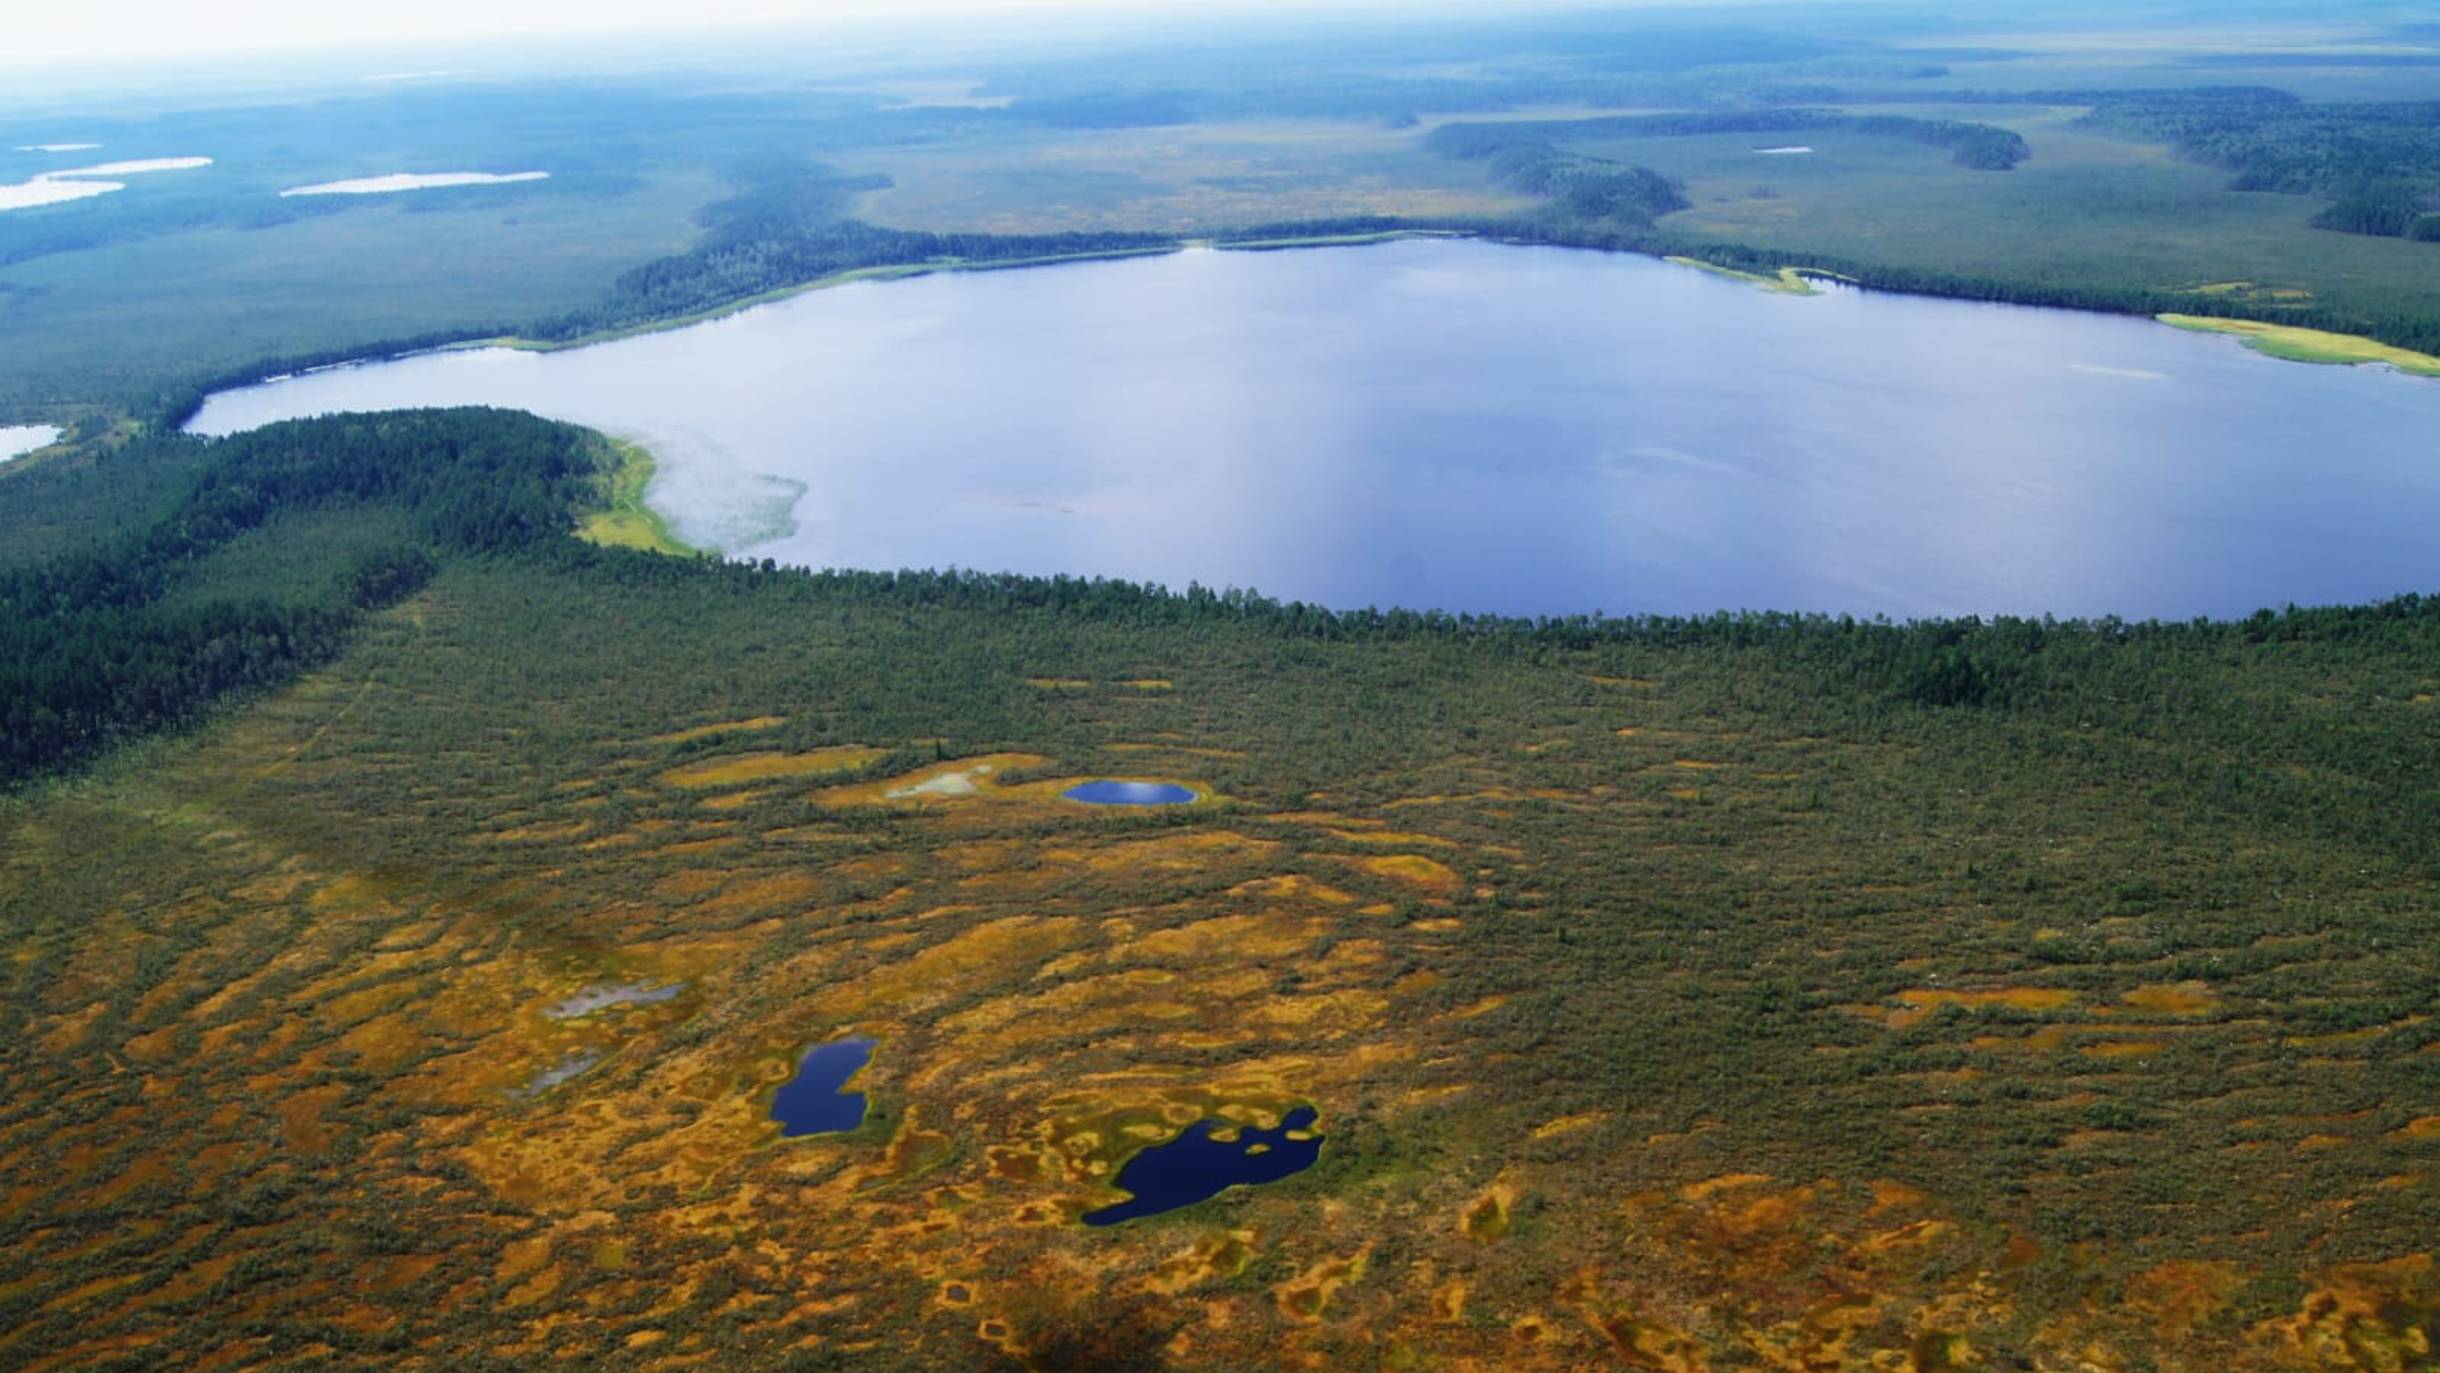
[2158,314,2440,377]
[1665,255,1860,296]
[580,436,695,557]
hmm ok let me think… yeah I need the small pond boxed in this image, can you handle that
[1083,1105,1324,1226]
[0,425,60,463]
[545,980,683,1020]
[1064,780,1198,806]
[520,1050,602,1097]
[772,1037,877,1137]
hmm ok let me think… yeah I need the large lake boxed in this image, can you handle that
[188,240,2440,619]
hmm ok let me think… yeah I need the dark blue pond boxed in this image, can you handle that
[1065,780,1198,806]
[772,1037,876,1137]
[1083,1105,1323,1226]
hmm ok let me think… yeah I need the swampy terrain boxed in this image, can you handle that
[6,3,2440,1369]
[0,410,2434,1370]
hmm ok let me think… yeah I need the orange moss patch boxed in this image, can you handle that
[1325,828,1458,848]
[1670,758,1729,771]
[820,753,1055,806]
[2395,1116,2440,1140]
[1109,742,1245,760]
[659,746,885,789]
[1880,986,2075,1031]
[2259,1255,2440,1364]
[1025,678,1093,690]
[811,917,1087,1022]
[1139,1231,1257,1296]
[488,818,593,843]
[2122,982,2221,1016]
[1118,679,1175,691]
[2083,1039,2166,1060]
[2126,1258,2247,1339]
[1229,875,1357,906]
[1462,1182,1518,1241]
[1532,1111,1610,1140]
[1354,854,1462,892]
[1445,995,1507,1021]
[647,716,786,745]
[1273,1247,1371,1323]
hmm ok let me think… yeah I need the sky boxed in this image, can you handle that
[2,0,1531,68]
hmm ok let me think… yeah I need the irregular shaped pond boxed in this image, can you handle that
[1083,1106,1323,1226]
[772,1037,877,1137]
[520,1050,602,1098]
[0,425,60,464]
[545,980,682,1020]
[1064,780,1197,806]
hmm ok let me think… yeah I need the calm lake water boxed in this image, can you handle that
[188,240,2440,619]
[0,424,59,463]
[1083,1105,1325,1226]
[772,1037,876,1137]
[1065,780,1199,806]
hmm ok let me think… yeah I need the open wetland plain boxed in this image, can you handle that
[1,500,2436,1366]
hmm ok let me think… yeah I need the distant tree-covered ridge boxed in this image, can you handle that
[2075,89,2440,242]
[526,161,1179,341]
[1429,110,2033,171]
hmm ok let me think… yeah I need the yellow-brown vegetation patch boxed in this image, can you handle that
[659,746,886,789]
[1273,1247,1372,1323]
[1532,1111,1610,1140]
[647,716,786,745]
[819,753,1054,806]
[1353,853,1462,892]
[1880,986,2076,1031]
[2126,1259,2246,1339]
[2083,1039,2165,1060]
[1325,827,1457,848]
[2122,981,2220,1016]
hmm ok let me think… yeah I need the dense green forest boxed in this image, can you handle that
[0,410,596,783]
[2076,89,2440,240]
[12,407,2440,827]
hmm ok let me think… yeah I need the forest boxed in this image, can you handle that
[0,410,597,783]
[2076,89,2440,241]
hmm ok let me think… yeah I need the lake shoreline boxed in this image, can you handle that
[186,237,2440,622]
[157,223,2432,441]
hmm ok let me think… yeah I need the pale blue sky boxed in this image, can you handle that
[6,0,1665,67]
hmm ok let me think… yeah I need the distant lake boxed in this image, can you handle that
[188,241,2440,619]
[1,425,60,462]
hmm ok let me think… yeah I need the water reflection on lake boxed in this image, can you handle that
[188,240,2440,619]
